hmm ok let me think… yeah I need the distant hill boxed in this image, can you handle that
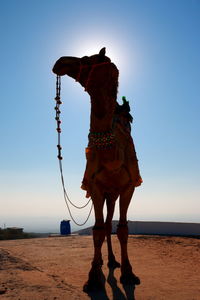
[0,227,50,240]
[75,221,200,237]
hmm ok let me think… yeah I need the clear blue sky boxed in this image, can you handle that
[0,0,199,232]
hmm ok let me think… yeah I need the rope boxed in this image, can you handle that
[54,75,93,226]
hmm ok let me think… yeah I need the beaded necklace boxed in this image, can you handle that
[89,130,115,149]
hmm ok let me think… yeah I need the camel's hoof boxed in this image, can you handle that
[120,273,140,285]
[83,280,103,293]
[107,260,121,269]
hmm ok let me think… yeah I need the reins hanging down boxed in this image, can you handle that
[54,75,93,226]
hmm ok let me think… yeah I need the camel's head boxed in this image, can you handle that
[52,48,112,89]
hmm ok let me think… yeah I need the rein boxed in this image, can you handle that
[54,75,93,226]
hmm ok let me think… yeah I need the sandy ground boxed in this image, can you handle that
[0,235,199,300]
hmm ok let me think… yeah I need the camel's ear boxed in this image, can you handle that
[99,47,106,56]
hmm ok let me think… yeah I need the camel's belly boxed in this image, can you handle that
[94,165,131,192]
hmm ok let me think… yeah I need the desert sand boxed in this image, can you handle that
[0,235,199,300]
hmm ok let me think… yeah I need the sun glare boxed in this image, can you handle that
[59,29,135,93]
[69,35,129,75]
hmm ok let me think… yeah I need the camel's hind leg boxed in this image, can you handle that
[117,185,140,285]
[105,194,120,269]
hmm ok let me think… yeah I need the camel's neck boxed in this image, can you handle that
[86,63,118,133]
[89,91,116,133]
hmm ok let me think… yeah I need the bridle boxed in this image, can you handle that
[75,61,111,91]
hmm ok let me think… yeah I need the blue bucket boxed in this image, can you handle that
[60,220,71,235]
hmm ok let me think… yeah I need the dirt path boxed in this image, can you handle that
[0,235,199,300]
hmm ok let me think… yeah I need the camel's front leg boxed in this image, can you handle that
[117,186,140,285]
[83,189,105,292]
[105,196,120,269]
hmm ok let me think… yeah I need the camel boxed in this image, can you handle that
[52,48,142,292]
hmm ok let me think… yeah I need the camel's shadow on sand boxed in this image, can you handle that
[86,268,136,300]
